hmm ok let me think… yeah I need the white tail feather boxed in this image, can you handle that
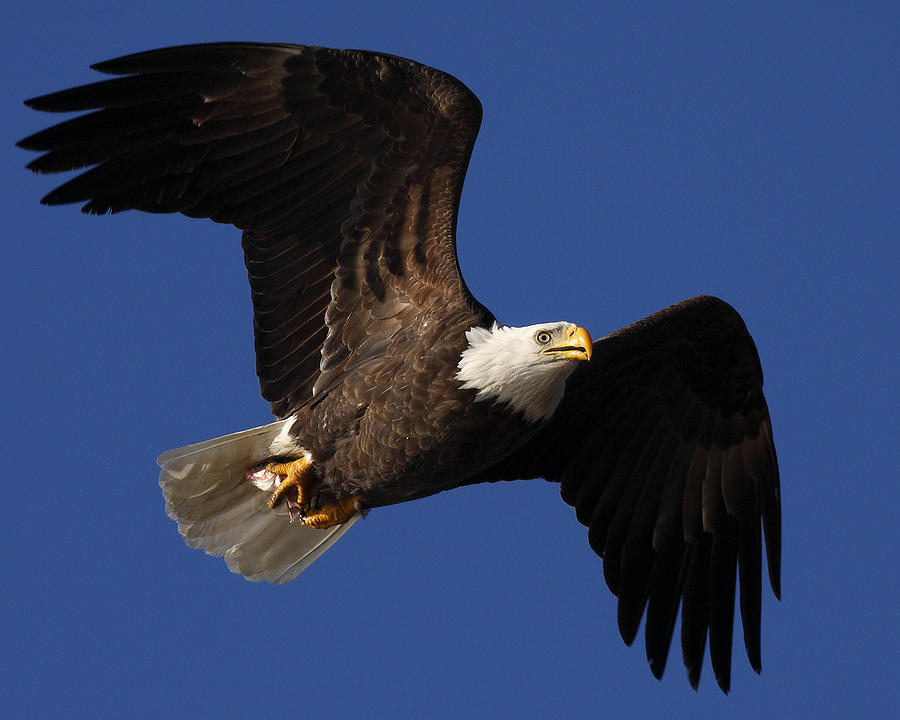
[158,420,362,585]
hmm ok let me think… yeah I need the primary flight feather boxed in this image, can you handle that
[19,42,781,693]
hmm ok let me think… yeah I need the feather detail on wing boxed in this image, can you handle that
[18,42,491,417]
[487,296,781,693]
[158,420,362,584]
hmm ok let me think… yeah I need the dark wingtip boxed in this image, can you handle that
[747,648,762,676]
[38,186,74,207]
[17,129,51,153]
[649,657,666,681]
[24,155,60,173]
[715,670,731,694]
[22,91,74,113]
[89,49,150,74]
[687,664,701,691]
[617,607,640,648]
[90,57,130,74]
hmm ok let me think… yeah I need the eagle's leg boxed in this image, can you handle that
[265,458,358,529]
[266,457,314,511]
[303,497,360,529]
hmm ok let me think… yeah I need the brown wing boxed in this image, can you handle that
[489,295,781,693]
[18,42,491,416]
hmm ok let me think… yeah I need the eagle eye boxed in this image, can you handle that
[536,330,552,345]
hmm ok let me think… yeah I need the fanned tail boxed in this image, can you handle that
[158,420,362,584]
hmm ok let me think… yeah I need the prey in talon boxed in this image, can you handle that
[247,455,359,529]
[265,457,314,512]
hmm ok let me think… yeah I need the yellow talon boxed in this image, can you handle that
[266,456,314,511]
[263,457,358,529]
[303,497,360,529]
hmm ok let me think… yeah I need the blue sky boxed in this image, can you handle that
[3,1,897,718]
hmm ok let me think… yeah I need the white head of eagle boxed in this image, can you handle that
[456,322,593,424]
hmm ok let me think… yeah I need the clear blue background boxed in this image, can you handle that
[4,2,897,718]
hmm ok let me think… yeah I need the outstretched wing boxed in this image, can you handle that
[491,295,781,692]
[18,43,491,415]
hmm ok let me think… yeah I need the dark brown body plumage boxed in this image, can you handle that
[293,308,534,507]
[20,43,781,693]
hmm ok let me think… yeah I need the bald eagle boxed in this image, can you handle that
[19,43,780,692]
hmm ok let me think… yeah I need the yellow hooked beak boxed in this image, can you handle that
[540,326,593,361]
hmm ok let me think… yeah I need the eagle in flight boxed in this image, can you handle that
[19,43,781,693]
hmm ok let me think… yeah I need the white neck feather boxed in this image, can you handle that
[455,322,579,424]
